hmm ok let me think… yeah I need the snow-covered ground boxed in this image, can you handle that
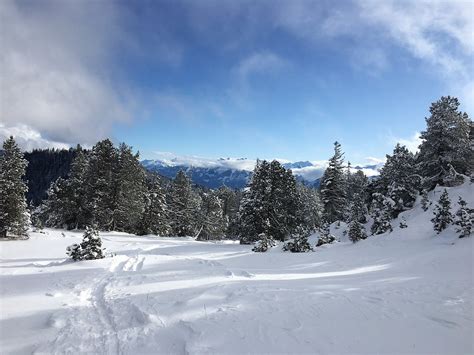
[1,182,473,354]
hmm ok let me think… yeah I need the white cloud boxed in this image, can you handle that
[0,123,69,151]
[234,51,288,81]
[392,132,422,153]
[0,0,133,150]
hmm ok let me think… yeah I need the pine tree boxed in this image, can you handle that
[417,96,472,188]
[348,219,366,243]
[431,189,453,233]
[114,143,146,233]
[455,197,472,238]
[296,184,323,232]
[139,176,169,236]
[80,226,105,260]
[217,186,241,238]
[67,226,105,260]
[370,193,393,235]
[66,146,90,229]
[316,222,336,247]
[252,233,276,252]
[379,144,419,214]
[320,142,346,223]
[197,190,226,240]
[421,189,430,212]
[168,170,199,236]
[86,139,119,231]
[350,192,368,224]
[282,226,313,252]
[239,160,299,244]
[0,136,29,238]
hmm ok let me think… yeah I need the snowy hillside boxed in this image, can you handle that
[142,153,383,189]
[1,181,472,354]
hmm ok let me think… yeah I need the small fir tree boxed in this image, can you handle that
[80,226,105,260]
[370,193,393,235]
[455,197,472,238]
[348,219,366,243]
[283,226,313,252]
[316,223,336,247]
[252,233,276,252]
[431,189,453,233]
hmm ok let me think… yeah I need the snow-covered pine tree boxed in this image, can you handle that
[80,226,105,260]
[417,96,472,188]
[114,143,146,233]
[348,219,366,243]
[252,232,276,252]
[239,160,271,244]
[421,189,430,211]
[267,160,299,241]
[316,222,336,247]
[85,139,119,231]
[139,176,169,236]
[168,170,199,236]
[345,169,369,222]
[0,136,29,238]
[217,186,241,238]
[296,183,323,233]
[283,225,313,252]
[197,190,226,240]
[320,141,346,223]
[66,146,90,229]
[350,192,368,224]
[431,189,453,233]
[370,193,393,235]
[379,144,418,214]
[455,197,472,238]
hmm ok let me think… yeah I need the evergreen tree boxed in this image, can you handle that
[455,197,472,238]
[239,160,299,243]
[86,139,119,231]
[417,96,472,188]
[350,192,368,224]
[67,226,105,261]
[370,193,393,235]
[421,189,430,212]
[282,226,313,252]
[217,186,241,238]
[168,170,199,236]
[139,176,169,236]
[399,216,408,229]
[197,190,226,240]
[379,144,418,214]
[0,137,29,238]
[320,142,346,223]
[296,184,323,232]
[316,222,336,247]
[348,219,366,243]
[114,143,146,233]
[267,160,299,241]
[66,146,90,229]
[252,233,276,252]
[239,160,271,243]
[431,189,453,233]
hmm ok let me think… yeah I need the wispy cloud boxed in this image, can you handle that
[391,132,422,153]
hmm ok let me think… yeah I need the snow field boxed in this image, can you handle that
[0,181,473,354]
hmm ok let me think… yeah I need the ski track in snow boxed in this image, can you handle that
[0,181,473,354]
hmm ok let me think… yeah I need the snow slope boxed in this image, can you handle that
[1,182,473,354]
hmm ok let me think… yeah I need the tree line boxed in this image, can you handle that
[0,96,472,248]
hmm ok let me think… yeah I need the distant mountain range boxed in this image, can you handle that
[142,153,383,190]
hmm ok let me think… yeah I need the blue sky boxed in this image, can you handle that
[1,0,473,164]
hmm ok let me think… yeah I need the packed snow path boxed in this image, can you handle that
[1,228,472,354]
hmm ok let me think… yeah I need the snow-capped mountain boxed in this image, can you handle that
[142,152,383,189]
